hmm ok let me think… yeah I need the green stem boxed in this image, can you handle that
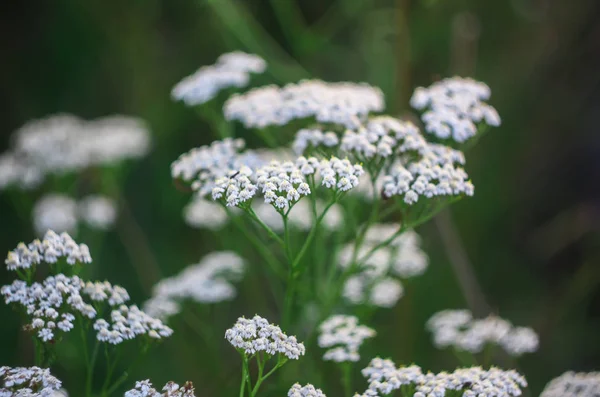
[341,362,352,397]
[239,357,248,397]
[250,357,285,397]
[245,208,285,247]
[86,340,100,397]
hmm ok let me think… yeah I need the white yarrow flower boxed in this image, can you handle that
[540,371,600,397]
[0,366,62,396]
[318,315,375,362]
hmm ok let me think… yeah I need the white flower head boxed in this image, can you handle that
[540,371,600,397]
[5,230,92,271]
[224,79,385,130]
[0,366,62,396]
[318,315,375,362]
[78,195,117,230]
[410,77,500,142]
[426,309,539,356]
[125,379,196,397]
[212,166,257,207]
[94,304,173,345]
[225,315,305,359]
[33,194,78,236]
[172,51,266,106]
[288,383,326,397]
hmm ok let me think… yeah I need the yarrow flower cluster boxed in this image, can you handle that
[318,315,376,362]
[0,366,62,396]
[339,225,428,308]
[224,79,385,129]
[125,379,196,397]
[33,194,117,235]
[381,141,473,205]
[212,156,363,209]
[292,128,340,155]
[539,371,600,397]
[356,357,527,397]
[94,304,173,345]
[288,383,327,397]
[171,138,262,196]
[410,77,501,142]
[0,114,150,190]
[172,51,266,106]
[225,315,305,359]
[253,199,343,233]
[5,231,92,271]
[144,251,245,319]
[426,310,539,356]
[183,197,231,230]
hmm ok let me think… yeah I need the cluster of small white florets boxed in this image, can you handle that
[253,199,343,233]
[225,315,306,359]
[0,366,62,397]
[539,371,600,397]
[171,138,262,197]
[94,304,173,345]
[171,51,266,106]
[5,231,92,271]
[212,156,363,209]
[410,77,501,142]
[33,194,117,235]
[0,114,151,190]
[355,358,527,397]
[82,281,130,306]
[339,225,428,308]
[292,128,340,155]
[144,251,245,319]
[224,79,385,129]
[288,383,327,397]
[124,379,196,397]
[381,151,473,205]
[426,309,539,356]
[1,275,94,342]
[318,315,376,362]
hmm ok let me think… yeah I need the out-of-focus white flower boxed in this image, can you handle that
[288,383,326,397]
[183,196,230,230]
[252,199,343,233]
[410,77,500,142]
[144,251,245,319]
[33,194,78,236]
[224,79,385,130]
[292,128,340,155]
[172,51,266,106]
[78,195,117,230]
[318,315,375,362]
[225,314,305,359]
[0,366,62,396]
[125,379,196,397]
[540,371,600,397]
[338,225,427,308]
[355,357,527,397]
[426,309,539,356]
[5,230,92,271]
[1,114,151,191]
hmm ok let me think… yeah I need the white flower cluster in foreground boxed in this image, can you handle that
[318,315,376,362]
[540,371,600,397]
[212,156,363,209]
[224,79,385,129]
[427,310,539,356]
[144,251,245,319]
[125,379,196,397]
[288,383,327,397]
[171,138,262,196]
[225,315,305,359]
[5,231,92,271]
[33,194,117,235]
[0,366,62,397]
[339,225,428,308]
[0,114,150,190]
[356,357,527,397]
[94,304,173,345]
[172,51,266,106]
[253,199,343,233]
[410,77,501,142]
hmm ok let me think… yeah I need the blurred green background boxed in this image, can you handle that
[1,0,600,395]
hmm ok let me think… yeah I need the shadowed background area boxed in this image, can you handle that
[1,0,599,395]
